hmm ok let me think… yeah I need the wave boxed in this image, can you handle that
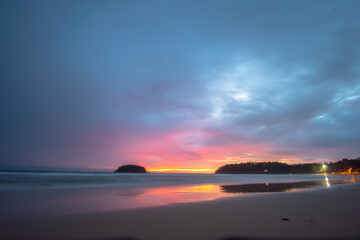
[0,170,355,191]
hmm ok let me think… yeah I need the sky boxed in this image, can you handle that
[1,0,360,172]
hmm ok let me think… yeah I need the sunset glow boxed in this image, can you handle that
[1,2,360,240]
[1,1,359,171]
[148,168,216,173]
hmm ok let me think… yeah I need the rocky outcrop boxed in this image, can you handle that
[114,165,147,173]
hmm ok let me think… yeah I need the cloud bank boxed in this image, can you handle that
[1,0,359,171]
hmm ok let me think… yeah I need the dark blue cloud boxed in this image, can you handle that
[1,0,359,170]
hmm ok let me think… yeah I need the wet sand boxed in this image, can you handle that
[1,183,360,240]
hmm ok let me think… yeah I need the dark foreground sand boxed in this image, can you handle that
[1,183,360,240]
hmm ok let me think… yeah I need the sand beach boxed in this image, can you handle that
[1,182,359,240]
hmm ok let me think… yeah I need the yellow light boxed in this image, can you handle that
[148,168,215,173]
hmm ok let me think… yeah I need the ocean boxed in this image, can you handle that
[0,170,353,190]
[0,171,357,220]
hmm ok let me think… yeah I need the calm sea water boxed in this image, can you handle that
[0,171,357,220]
[0,170,353,190]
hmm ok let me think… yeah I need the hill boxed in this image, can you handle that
[215,158,360,174]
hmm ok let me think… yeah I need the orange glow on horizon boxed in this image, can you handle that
[148,168,216,173]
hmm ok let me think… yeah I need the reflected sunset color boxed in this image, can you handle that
[0,184,227,220]
[2,175,358,221]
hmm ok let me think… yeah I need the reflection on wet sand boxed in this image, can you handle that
[220,181,327,194]
[333,175,360,183]
[220,176,360,194]
[2,175,359,220]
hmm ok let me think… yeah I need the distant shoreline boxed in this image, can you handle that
[215,159,360,174]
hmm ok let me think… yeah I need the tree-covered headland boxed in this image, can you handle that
[215,158,360,174]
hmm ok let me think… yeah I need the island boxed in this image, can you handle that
[215,158,360,174]
[114,164,147,173]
